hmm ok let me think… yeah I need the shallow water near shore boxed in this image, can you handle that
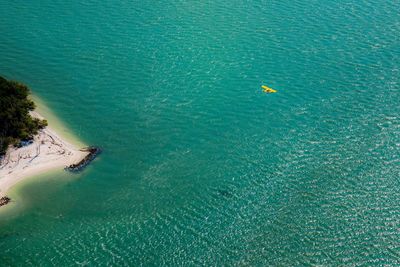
[0,169,76,220]
[30,95,88,148]
[1,0,400,265]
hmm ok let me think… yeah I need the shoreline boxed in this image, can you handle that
[0,110,90,201]
[30,95,87,148]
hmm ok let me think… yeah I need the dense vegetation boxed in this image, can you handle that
[0,76,47,155]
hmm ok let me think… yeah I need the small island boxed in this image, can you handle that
[0,76,99,207]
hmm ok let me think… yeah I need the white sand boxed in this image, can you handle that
[0,111,89,198]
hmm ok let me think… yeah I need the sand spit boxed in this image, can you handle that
[0,111,89,199]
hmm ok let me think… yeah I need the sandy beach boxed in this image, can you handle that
[0,111,89,199]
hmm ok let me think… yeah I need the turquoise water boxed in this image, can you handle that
[1,0,399,265]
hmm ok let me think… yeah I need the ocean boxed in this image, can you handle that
[0,0,399,265]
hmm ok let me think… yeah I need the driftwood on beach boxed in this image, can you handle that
[64,146,101,172]
[0,196,11,207]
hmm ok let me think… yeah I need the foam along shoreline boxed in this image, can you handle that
[0,111,90,201]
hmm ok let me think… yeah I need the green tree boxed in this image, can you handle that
[0,76,47,155]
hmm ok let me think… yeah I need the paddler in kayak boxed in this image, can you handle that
[261,85,277,93]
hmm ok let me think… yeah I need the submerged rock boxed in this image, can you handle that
[0,196,11,207]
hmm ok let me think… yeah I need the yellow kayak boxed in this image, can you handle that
[262,85,277,93]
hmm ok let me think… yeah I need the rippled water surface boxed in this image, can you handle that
[0,0,399,265]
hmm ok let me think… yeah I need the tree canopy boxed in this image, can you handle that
[0,76,47,155]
